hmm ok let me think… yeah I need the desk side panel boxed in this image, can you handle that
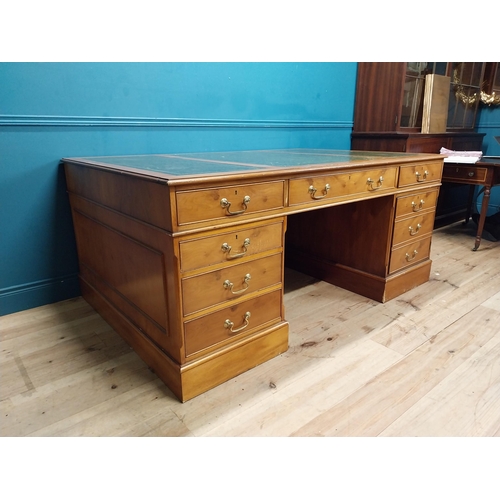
[64,163,174,231]
[67,193,183,362]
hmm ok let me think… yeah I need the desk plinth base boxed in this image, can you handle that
[286,251,432,303]
[80,279,289,403]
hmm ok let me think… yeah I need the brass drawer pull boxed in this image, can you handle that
[308,183,330,200]
[224,311,251,333]
[223,273,251,295]
[409,223,422,236]
[221,238,250,259]
[412,199,425,212]
[367,176,384,190]
[468,171,475,177]
[415,170,429,182]
[405,250,418,261]
[220,195,251,216]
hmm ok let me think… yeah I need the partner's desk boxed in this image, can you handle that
[63,149,444,402]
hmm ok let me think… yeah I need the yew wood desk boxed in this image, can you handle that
[63,149,444,402]
[442,158,500,251]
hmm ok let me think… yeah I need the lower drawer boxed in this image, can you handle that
[389,236,432,274]
[395,189,439,218]
[392,211,435,246]
[181,253,283,316]
[184,289,283,356]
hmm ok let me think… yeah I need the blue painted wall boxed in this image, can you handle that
[477,102,500,215]
[0,62,358,315]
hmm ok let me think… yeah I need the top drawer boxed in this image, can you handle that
[398,161,443,187]
[442,165,488,184]
[176,181,285,226]
[289,167,398,206]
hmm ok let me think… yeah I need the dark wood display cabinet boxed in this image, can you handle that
[351,62,497,227]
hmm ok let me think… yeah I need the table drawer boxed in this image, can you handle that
[176,181,285,225]
[289,167,397,205]
[184,289,282,356]
[179,219,284,273]
[181,253,283,316]
[392,212,435,246]
[389,236,432,274]
[398,161,443,187]
[395,189,439,218]
[442,165,488,183]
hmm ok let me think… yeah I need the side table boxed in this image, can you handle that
[442,158,500,250]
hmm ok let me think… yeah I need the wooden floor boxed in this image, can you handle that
[2,221,500,437]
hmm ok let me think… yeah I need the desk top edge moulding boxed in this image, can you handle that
[63,149,444,401]
[63,149,441,180]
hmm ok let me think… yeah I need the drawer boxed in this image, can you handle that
[289,167,398,205]
[395,189,439,218]
[184,289,282,356]
[179,219,284,273]
[398,161,442,187]
[389,236,432,274]
[442,165,488,184]
[176,181,285,225]
[181,253,283,316]
[392,212,435,246]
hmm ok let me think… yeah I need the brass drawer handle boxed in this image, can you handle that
[415,170,429,182]
[412,200,425,212]
[223,273,251,295]
[367,176,384,190]
[405,250,418,261]
[224,311,251,333]
[409,223,422,236]
[221,238,250,260]
[308,183,330,200]
[220,195,251,216]
[468,171,475,177]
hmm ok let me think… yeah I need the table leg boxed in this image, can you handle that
[473,186,491,251]
[463,185,476,225]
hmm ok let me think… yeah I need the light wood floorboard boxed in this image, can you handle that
[1,221,500,437]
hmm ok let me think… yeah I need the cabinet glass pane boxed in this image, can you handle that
[448,62,483,129]
[494,64,500,91]
[434,62,447,75]
[448,86,477,129]
[401,75,425,128]
[401,62,447,129]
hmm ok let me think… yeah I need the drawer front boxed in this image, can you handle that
[176,181,285,225]
[179,219,284,273]
[184,289,282,356]
[442,165,488,184]
[182,253,283,316]
[395,189,439,218]
[389,236,432,274]
[392,212,435,246]
[398,161,443,187]
[289,167,398,205]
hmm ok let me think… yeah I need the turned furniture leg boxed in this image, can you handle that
[474,186,491,251]
[464,185,475,225]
